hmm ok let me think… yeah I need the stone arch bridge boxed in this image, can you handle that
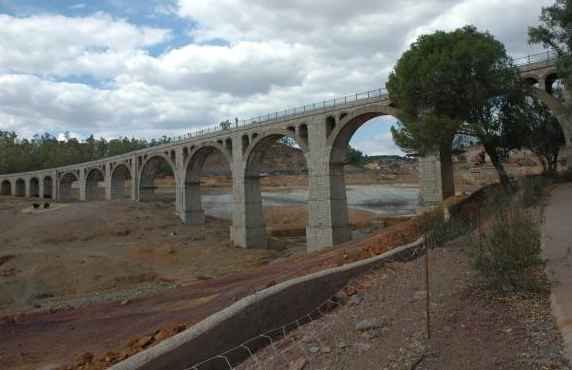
[1,52,569,252]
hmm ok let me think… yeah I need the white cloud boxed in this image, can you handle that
[68,4,86,10]
[0,0,553,155]
[0,13,171,78]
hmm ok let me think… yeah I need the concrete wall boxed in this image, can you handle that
[109,237,424,370]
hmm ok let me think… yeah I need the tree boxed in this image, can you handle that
[346,145,364,166]
[0,131,150,175]
[523,99,566,171]
[387,26,527,193]
[528,0,572,90]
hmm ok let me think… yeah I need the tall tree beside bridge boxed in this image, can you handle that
[387,26,530,193]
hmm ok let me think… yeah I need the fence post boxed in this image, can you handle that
[424,234,431,340]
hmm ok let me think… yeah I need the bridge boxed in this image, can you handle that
[0,52,569,252]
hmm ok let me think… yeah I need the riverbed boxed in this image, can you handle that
[201,185,419,219]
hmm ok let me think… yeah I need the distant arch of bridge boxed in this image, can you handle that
[1,52,569,251]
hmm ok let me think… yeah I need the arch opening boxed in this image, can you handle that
[59,172,79,201]
[243,133,309,249]
[15,179,25,197]
[43,176,53,198]
[1,180,11,196]
[545,73,565,101]
[326,116,336,138]
[139,156,175,203]
[183,145,232,226]
[85,168,105,201]
[327,111,420,246]
[111,165,132,199]
[526,77,539,89]
[29,178,40,197]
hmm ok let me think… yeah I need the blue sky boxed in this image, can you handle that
[0,0,550,155]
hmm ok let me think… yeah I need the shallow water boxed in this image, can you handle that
[202,185,419,219]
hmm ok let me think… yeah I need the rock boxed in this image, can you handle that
[336,291,349,305]
[127,337,138,347]
[43,202,50,209]
[345,285,357,296]
[152,324,186,342]
[355,317,387,331]
[354,342,372,352]
[32,203,40,209]
[102,351,116,363]
[349,295,363,306]
[120,299,130,306]
[169,231,177,237]
[322,346,332,354]
[135,336,153,348]
[309,345,320,354]
[75,352,94,366]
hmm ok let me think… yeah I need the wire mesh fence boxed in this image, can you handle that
[185,213,475,370]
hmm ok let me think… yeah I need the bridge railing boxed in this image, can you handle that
[156,52,558,146]
[150,87,390,146]
[513,50,557,66]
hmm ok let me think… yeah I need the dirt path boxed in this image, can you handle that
[0,199,418,370]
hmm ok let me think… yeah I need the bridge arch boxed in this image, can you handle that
[242,128,309,165]
[43,176,53,198]
[110,164,132,199]
[328,104,399,163]
[1,180,11,195]
[14,179,25,197]
[59,171,79,201]
[240,129,310,249]
[138,154,176,202]
[182,141,233,225]
[85,168,105,201]
[29,177,40,197]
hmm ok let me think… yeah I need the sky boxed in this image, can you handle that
[0,0,552,155]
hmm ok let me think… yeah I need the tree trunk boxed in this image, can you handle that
[483,144,515,194]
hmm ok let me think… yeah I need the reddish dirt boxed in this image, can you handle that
[0,203,419,370]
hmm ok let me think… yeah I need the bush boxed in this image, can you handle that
[469,202,546,292]
[519,176,547,208]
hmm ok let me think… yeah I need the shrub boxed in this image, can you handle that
[469,202,546,292]
[519,176,547,208]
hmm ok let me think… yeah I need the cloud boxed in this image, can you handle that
[68,4,86,10]
[0,0,552,155]
[0,13,171,78]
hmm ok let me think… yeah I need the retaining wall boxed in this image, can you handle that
[110,237,424,370]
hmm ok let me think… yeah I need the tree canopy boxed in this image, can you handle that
[387,26,530,192]
[0,131,150,175]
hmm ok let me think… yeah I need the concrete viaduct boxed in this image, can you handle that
[0,52,570,252]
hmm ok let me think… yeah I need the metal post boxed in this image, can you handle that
[425,235,431,340]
